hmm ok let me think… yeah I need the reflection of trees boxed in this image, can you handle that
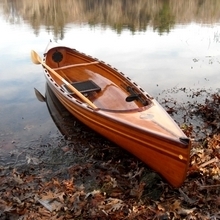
[1,0,220,39]
[153,1,174,35]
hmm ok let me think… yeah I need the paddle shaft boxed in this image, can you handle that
[41,62,97,109]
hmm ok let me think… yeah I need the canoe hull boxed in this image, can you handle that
[40,43,191,187]
[46,77,190,187]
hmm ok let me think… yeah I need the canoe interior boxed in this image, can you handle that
[45,47,152,111]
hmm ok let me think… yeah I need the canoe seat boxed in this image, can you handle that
[62,80,101,94]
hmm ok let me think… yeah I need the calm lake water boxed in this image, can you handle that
[0,0,220,163]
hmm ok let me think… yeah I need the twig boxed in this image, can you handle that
[179,189,196,204]
[130,167,145,179]
[198,184,220,190]
[199,157,218,168]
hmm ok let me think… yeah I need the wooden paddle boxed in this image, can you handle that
[34,88,45,102]
[31,50,97,109]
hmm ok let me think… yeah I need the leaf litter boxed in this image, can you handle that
[0,87,220,219]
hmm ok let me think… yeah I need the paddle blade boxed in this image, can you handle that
[31,50,41,64]
[34,88,45,102]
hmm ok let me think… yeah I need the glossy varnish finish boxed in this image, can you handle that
[41,43,191,187]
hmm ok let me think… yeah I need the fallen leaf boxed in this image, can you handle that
[38,199,63,212]
[99,198,125,213]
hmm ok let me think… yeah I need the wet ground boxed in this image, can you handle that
[0,85,219,219]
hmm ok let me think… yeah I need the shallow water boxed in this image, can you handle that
[0,0,220,163]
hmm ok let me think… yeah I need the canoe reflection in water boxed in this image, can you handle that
[45,83,93,139]
[31,42,191,187]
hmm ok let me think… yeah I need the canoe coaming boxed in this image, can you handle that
[41,43,191,187]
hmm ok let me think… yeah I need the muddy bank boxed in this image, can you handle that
[0,87,219,219]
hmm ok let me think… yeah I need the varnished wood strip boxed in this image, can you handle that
[53,61,99,70]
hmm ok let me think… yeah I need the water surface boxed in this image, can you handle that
[0,0,220,163]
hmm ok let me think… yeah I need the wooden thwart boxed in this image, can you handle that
[53,61,99,70]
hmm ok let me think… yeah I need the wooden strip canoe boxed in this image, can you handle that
[36,42,191,187]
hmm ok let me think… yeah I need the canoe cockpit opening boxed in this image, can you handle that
[46,47,151,110]
[62,80,101,94]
